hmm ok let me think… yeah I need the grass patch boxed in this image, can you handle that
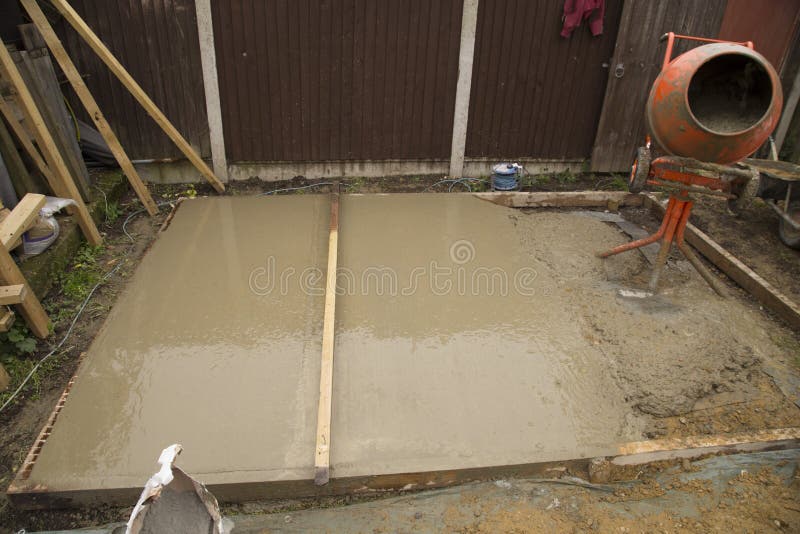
[0,244,109,409]
[61,245,105,302]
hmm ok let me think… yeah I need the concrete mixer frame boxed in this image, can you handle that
[659,32,753,70]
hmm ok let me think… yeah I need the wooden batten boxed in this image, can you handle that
[0,192,44,249]
[0,284,26,305]
[314,189,340,486]
[473,191,644,209]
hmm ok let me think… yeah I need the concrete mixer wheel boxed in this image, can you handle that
[778,201,800,250]
[628,147,651,193]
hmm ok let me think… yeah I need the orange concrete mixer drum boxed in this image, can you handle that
[646,41,783,164]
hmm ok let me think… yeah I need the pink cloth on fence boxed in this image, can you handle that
[561,0,605,38]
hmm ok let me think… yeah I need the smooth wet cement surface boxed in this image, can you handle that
[331,195,638,477]
[26,194,642,493]
[28,196,329,489]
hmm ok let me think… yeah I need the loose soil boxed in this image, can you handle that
[690,195,800,305]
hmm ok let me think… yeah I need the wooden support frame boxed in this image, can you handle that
[19,0,158,217]
[0,193,49,338]
[0,41,101,246]
[315,189,340,486]
[48,0,225,194]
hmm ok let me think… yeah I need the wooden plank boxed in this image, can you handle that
[49,0,225,194]
[646,195,800,331]
[314,189,340,486]
[18,22,47,51]
[473,191,644,209]
[14,42,91,201]
[0,98,53,185]
[19,0,158,216]
[613,427,800,465]
[0,192,44,250]
[0,284,26,305]
[0,112,42,196]
[0,41,101,246]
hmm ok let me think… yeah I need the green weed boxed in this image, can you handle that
[608,175,629,191]
[555,169,577,184]
[60,244,105,302]
[103,201,121,223]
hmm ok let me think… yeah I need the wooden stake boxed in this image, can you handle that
[0,41,101,246]
[0,360,9,391]
[49,0,225,194]
[0,193,49,336]
[315,188,340,486]
[19,0,158,216]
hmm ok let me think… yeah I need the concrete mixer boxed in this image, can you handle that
[598,32,789,295]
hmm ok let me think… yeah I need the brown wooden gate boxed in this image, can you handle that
[590,0,728,172]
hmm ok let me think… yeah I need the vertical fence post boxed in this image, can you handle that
[195,0,228,182]
[449,0,479,178]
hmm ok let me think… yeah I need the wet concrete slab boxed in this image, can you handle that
[331,195,640,478]
[22,194,643,498]
[26,196,329,490]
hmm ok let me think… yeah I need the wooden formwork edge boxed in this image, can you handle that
[473,191,644,209]
[644,194,800,331]
[9,425,798,509]
[612,427,800,466]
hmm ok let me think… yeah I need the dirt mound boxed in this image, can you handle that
[516,211,793,419]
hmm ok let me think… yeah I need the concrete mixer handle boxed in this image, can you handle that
[658,32,754,69]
